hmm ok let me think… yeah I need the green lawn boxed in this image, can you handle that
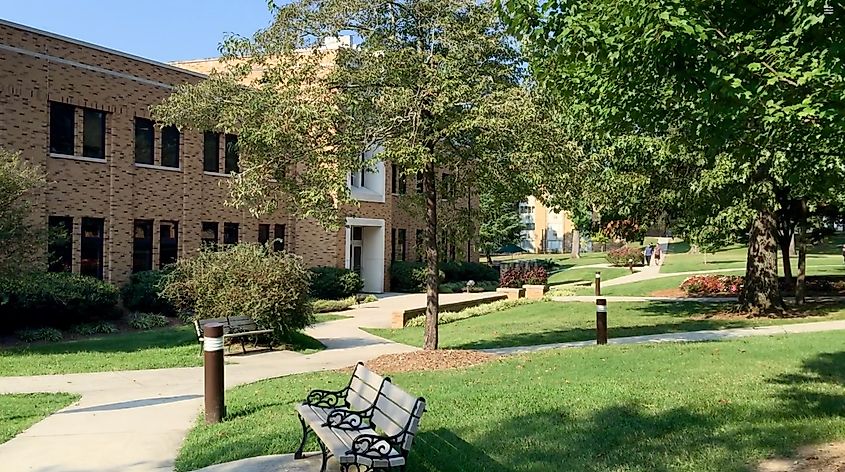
[313,313,352,323]
[548,266,631,287]
[175,331,845,472]
[494,252,608,269]
[0,326,325,377]
[365,301,845,350]
[1,393,79,444]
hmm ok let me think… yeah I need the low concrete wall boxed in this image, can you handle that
[391,293,507,328]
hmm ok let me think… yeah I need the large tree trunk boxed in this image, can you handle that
[422,162,439,350]
[740,209,784,315]
[778,235,794,288]
[570,229,580,258]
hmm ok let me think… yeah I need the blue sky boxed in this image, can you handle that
[2,0,278,62]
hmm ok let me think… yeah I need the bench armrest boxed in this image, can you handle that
[348,433,402,460]
[304,387,349,408]
[323,408,372,430]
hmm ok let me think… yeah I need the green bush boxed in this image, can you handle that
[312,296,356,313]
[72,321,118,336]
[606,246,645,267]
[162,243,313,339]
[439,261,498,282]
[121,270,175,315]
[127,313,169,330]
[439,280,499,293]
[16,327,63,343]
[0,272,119,332]
[308,267,364,300]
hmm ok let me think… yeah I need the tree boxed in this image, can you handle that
[502,0,845,314]
[478,195,523,264]
[0,148,46,276]
[154,0,536,349]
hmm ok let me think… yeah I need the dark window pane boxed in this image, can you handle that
[391,164,398,194]
[201,222,218,249]
[49,102,75,155]
[399,173,406,194]
[352,226,363,241]
[132,220,153,273]
[82,109,106,159]
[161,125,180,168]
[203,131,219,172]
[398,229,407,261]
[258,224,270,244]
[391,228,396,261]
[223,223,239,245]
[48,216,73,272]
[225,134,239,174]
[273,224,285,251]
[134,118,154,164]
[80,217,104,279]
[160,221,178,268]
[416,171,423,193]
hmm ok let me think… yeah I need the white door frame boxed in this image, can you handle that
[344,217,385,293]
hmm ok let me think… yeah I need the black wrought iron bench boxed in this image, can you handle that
[193,315,274,354]
[295,362,427,472]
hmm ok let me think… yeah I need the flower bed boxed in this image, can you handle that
[680,275,744,296]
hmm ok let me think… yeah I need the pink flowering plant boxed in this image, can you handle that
[680,275,744,296]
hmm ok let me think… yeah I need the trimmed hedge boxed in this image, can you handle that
[391,261,497,292]
[309,267,365,300]
[121,270,175,315]
[0,272,119,332]
[606,246,644,267]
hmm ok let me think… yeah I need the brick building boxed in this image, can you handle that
[0,19,476,292]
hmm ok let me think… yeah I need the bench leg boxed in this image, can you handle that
[240,337,247,354]
[318,439,329,472]
[294,415,310,460]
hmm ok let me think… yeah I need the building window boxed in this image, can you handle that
[134,118,154,164]
[132,220,153,273]
[225,134,239,174]
[391,164,406,195]
[351,168,365,188]
[258,224,270,244]
[49,102,75,155]
[416,171,424,193]
[80,217,104,279]
[201,222,218,249]
[82,109,106,159]
[161,125,180,168]
[203,131,220,172]
[223,222,239,245]
[48,216,73,272]
[392,228,406,261]
[160,221,178,267]
[273,224,286,251]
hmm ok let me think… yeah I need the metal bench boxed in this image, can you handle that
[295,362,427,472]
[193,316,274,354]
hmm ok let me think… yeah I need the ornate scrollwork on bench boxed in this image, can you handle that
[305,387,350,408]
[348,433,403,461]
[324,408,373,430]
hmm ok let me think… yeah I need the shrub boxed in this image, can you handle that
[392,261,495,292]
[499,266,549,288]
[16,327,63,343]
[606,246,645,267]
[313,296,356,313]
[0,272,119,332]
[404,299,536,327]
[523,267,549,285]
[309,267,364,300]
[440,280,499,293]
[161,243,313,338]
[127,313,169,330]
[390,261,426,292]
[121,270,175,315]
[680,275,744,296]
[72,321,118,336]
[439,261,498,282]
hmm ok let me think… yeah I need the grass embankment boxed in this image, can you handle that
[0,325,325,376]
[176,331,845,472]
[366,301,845,350]
[0,393,79,444]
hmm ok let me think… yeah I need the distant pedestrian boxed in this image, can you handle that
[841,244,845,264]
[644,244,654,266]
[653,244,662,265]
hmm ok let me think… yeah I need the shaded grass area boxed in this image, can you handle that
[0,393,79,444]
[365,301,845,350]
[175,331,845,472]
[0,326,324,376]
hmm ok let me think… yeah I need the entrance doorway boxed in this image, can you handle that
[345,218,385,293]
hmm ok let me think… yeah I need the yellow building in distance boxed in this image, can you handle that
[518,196,575,253]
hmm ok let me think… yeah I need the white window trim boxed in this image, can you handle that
[135,163,182,172]
[50,153,106,164]
[203,171,231,178]
[351,186,386,203]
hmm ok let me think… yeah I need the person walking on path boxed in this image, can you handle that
[653,244,663,266]
[644,244,654,266]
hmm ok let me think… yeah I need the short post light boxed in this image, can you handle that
[596,298,608,345]
[594,271,602,296]
[203,323,225,424]
[465,279,476,293]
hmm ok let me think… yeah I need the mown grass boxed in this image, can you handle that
[548,266,631,287]
[0,393,79,444]
[175,331,845,472]
[365,301,845,350]
[0,325,324,376]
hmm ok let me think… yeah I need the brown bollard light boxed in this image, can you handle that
[203,323,225,424]
[595,271,602,296]
[596,298,608,345]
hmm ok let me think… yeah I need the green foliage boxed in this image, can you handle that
[499,265,549,287]
[390,261,432,292]
[438,261,499,283]
[392,261,496,292]
[606,246,645,267]
[312,296,356,313]
[0,148,46,276]
[0,272,119,332]
[404,298,536,327]
[71,322,118,336]
[161,243,313,338]
[439,280,499,293]
[15,327,63,343]
[127,313,169,330]
[308,267,364,300]
[479,197,524,259]
[121,270,175,315]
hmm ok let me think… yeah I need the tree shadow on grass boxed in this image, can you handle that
[0,326,198,356]
[410,429,511,472]
[770,351,845,418]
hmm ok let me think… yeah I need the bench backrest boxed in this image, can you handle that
[194,315,259,338]
[347,362,389,411]
[371,382,426,452]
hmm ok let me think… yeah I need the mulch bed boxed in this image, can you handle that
[364,350,496,374]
